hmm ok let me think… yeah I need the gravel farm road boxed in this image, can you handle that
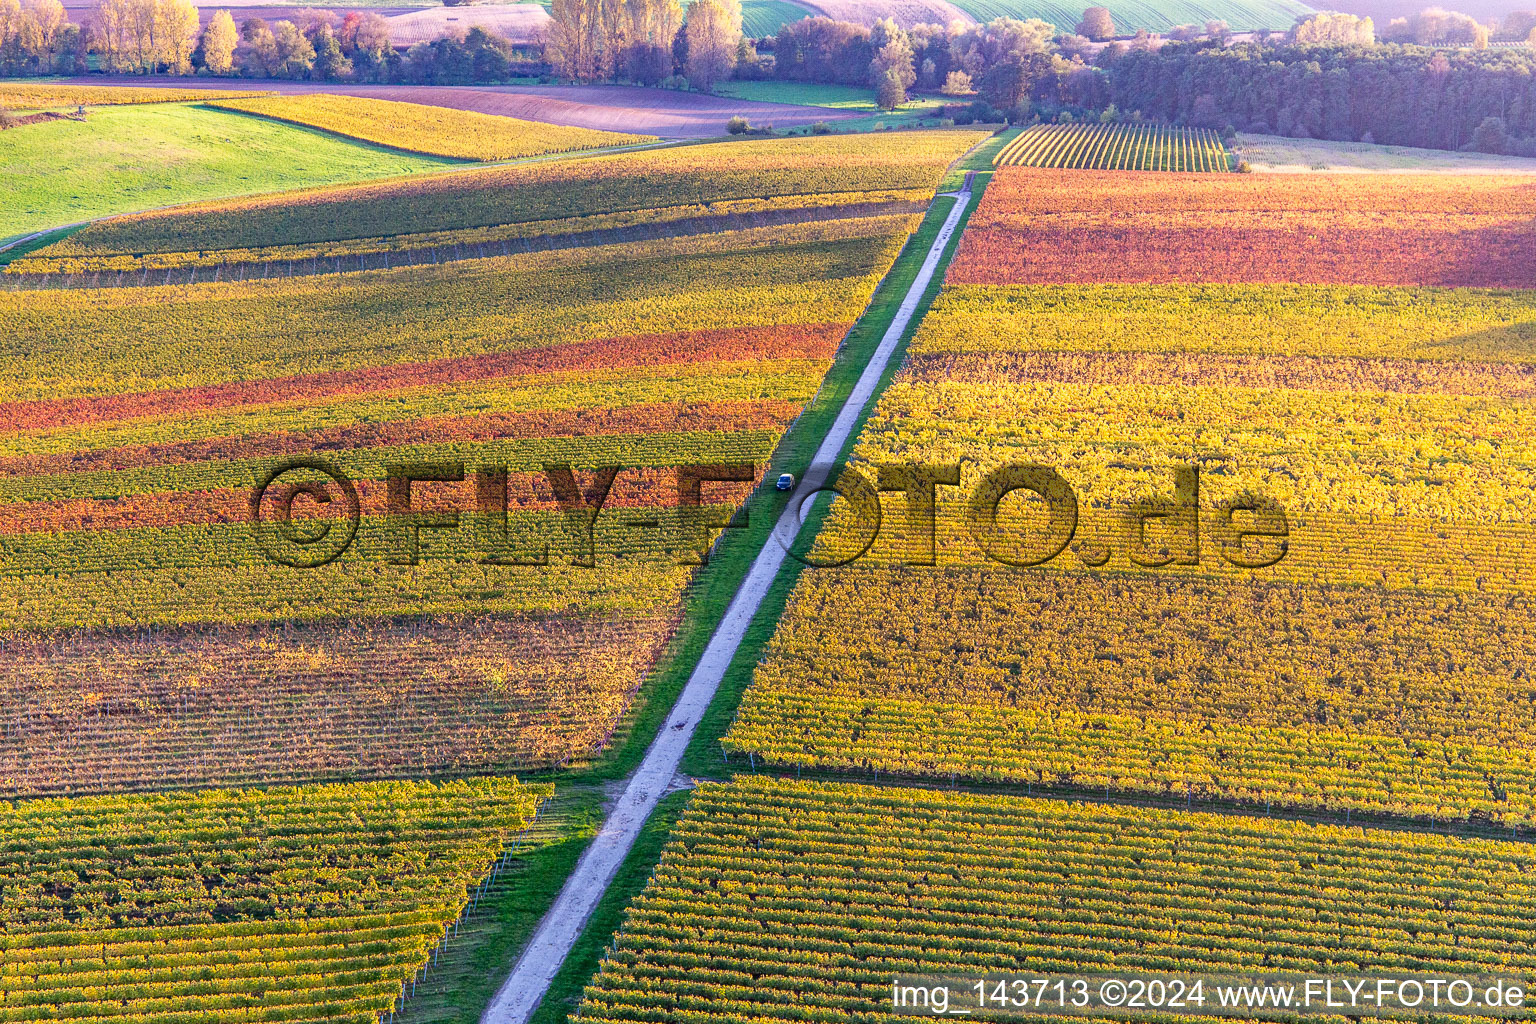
[479,177,976,1024]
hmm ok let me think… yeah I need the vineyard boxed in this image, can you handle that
[942,0,1312,34]
[208,94,653,161]
[994,122,1232,172]
[6,191,929,280]
[20,86,1535,1024]
[950,169,1536,287]
[0,776,546,1022]
[0,218,899,791]
[0,613,680,794]
[577,778,1536,1024]
[732,568,1536,820]
[0,128,988,795]
[722,167,1536,825]
[24,131,983,267]
[0,84,273,109]
[900,283,1536,361]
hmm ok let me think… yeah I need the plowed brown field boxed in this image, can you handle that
[62,77,858,138]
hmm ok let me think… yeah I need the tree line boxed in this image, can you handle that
[0,0,87,74]
[544,0,742,90]
[5,0,1536,154]
[223,11,540,83]
[769,15,1059,110]
[760,8,1536,151]
[0,0,740,88]
[0,0,545,81]
[1098,41,1536,154]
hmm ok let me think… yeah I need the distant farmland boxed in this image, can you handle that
[944,0,1312,32]
[742,0,819,34]
[995,122,1233,171]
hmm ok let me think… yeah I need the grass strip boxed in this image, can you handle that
[678,128,1017,780]
[526,789,694,1024]
[567,138,1009,784]
[0,225,82,266]
[470,137,1006,1024]
[396,786,606,1024]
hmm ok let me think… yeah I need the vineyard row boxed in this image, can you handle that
[577,778,1536,1024]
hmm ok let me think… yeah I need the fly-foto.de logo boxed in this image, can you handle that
[249,458,1289,571]
[784,463,1290,570]
[249,459,758,569]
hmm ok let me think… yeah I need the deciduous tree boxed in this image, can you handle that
[1381,6,1489,47]
[0,0,20,44]
[154,0,198,73]
[1288,11,1374,45]
[198,8,236,73]
[271,17,313,77]
[27,0,63,47]
[238,16,277,75]
[977,49,1052,107]
[1471,114,1507,151]
[310,22,351,78]
[940,68,972,94]
[1076,6,1114,41]
[684,0,739,91]
[347,9,389,77]
[549,0,605,79]
[1497,9,1536,38]
[621,0,682,84]
[950,16,1053,78]
[89,0,129,70]
[868,18,915,108]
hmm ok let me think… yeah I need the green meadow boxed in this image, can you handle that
[0,101,460,240]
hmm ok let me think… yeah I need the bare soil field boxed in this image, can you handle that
[66,1,543,39]
[370,84,858,135]
[1236,132,1536,173]
[385,4,550,44]
[802,0,973,26]
[61,78,859,138]
[65,3,423,29]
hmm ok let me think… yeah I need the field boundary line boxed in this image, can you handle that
[198,99,654,163]
[0,136,674,260]
[479,180,975,1024]
[0,225,85,256]
[726,760,1536,846]
[2,200,927,289]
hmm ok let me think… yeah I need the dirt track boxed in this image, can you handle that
[479,177,976,1024]
[62,77,860,138]
[1,111,73,129]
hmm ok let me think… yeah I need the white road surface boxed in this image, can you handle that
[480,180,975,1024]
